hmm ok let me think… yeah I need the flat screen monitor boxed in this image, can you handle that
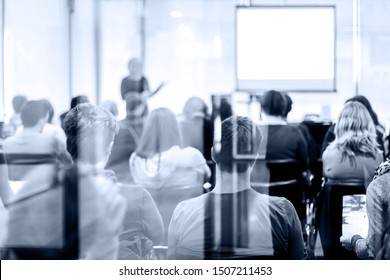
[236,6,336,92]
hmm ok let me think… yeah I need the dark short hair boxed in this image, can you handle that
[12,95,28,113]
[70,95,89,109]
[213,116,262,173]
[20,100,46,128]
[64,104,119,163]
[260,90,286,117]
[281,93,293,118]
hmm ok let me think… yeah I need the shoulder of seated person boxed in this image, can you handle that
[116,182,144,192]
[180,146,205,162]
[174,193,208,211]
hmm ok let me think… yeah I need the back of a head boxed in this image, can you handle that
[213,116,262,174]
[219,98,233,122]
[40,99,54,123]
[260,90,285,117]
[70,95,89,110]
[64,103,119,164]
[136,108,181,158]
[20,100,46,128]
[183,97,208,118]
[125,93,147,117]
[345,95,379,126]
[334,101,379,158]
[281,93,293,118]
[12,95,28,114]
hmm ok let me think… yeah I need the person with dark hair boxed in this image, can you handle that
[257,90,309,222]
[219,98,233,122]
[259,90,309,177]
[281,93,293,120]
[64,104,163,259]
[106,94,148,184]
[168,116,305,259]
[59,95,89,129]
[3,100,71,174]
[322,95,385,157]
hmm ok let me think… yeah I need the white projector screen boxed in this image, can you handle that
[236,6,336,92]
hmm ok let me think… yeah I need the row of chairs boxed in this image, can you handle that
[1,151,361,259]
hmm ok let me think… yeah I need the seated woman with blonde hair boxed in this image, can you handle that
[130,107,211,189]
[322,101,383,185]
[130,108,211,244]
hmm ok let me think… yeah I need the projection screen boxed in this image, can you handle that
[236,6,336,92]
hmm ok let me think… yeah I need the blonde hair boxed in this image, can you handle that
[136,108,181,158]
[332,101,380,161]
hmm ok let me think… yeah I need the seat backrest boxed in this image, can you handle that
[251,158,301,185]
[317,179,366,259]
[250,158,306,221]
[4,153,57,182]
[3,164,79,260]
[146,182,203,245]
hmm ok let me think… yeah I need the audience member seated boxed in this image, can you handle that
[130,107,211,188]
[2,95,27,138]
[341,157,390,259]
[130,108,211,243]
[319,101,383,259]
[40,99,67,145]
[256,90,309,220]
[106,94,148,184]
[64,104,164,259]
[322,95,385,158]
[259,90,309,174]
[322,101,382,186]
[60,95,89,129]
[168,116,305,260]
[3,161,127,259]
[178,97,213,161]
[2,105,129,259]
[2,100,72,195]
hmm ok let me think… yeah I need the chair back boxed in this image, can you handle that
[145,180,203,245]
[316,179,366,259]
[2,164,79,260]
[250,159,306,220]
[5,153,57,182]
